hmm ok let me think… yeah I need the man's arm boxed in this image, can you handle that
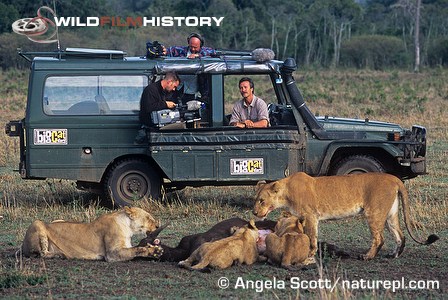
[246,119,268,128]
[146,85,169,111]
[253,97,270,128]
[199,47,217,57]
[229,102,244,127]
[165,46,188,57]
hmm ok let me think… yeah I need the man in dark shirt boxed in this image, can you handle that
[139,72,180,126]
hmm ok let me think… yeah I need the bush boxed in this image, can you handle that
[340,35,410,69]
[0,33,55,69]
[427,38,448,67]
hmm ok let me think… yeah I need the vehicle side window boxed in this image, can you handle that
[43,75,148,115]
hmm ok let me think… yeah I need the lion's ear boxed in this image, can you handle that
[272,181,281,193]
[124,206,135,219]
[297,216,306,230]
[255,181,266,192]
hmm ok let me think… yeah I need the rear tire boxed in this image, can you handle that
[103,159,161,207]
[330,155,385,175]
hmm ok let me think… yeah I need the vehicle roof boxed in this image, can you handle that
[25,48,285,74]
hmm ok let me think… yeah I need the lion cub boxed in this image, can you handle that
[264,215,313,269]
[178,220,260,271]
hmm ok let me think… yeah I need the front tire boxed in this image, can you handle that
[330,155,385,175]
[103,159,161,207]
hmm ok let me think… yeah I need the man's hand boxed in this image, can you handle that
[187,53,200,59]
[234,120,253,128]
[166,101,176,109]
[243,120,255,128]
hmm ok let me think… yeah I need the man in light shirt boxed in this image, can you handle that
[229,77,269,128]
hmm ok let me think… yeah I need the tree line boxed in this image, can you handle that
[1,0,447,70]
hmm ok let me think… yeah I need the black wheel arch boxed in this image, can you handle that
[326,146,398,175]
[101,154,166,184]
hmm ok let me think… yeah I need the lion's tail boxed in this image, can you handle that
[398,183,439,245]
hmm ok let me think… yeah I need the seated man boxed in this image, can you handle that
[229,77,269,128]
[139,71,180,127]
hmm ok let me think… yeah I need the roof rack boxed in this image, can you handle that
[18,48,126,62]
[215,49,252,56]
[215,48,276,63]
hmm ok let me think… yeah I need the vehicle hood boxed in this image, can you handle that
[315,116,404,140]
[317,116,402,131]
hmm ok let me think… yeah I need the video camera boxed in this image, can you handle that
[151,100,205,127]
[146,40,165,58]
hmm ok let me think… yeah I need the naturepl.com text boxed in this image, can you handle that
[217,276,440,293]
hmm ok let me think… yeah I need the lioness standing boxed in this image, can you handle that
[253,172,438,260]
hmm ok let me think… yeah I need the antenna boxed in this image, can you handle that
[52,0,61,51]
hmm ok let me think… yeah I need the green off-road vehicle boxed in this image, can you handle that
[5,48,427,206]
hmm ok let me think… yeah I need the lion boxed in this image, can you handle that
[21,206,163,262]
[253,172,439,260]
[264,215,313,268]
[178,219,260,271]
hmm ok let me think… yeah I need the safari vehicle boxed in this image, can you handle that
[5,48,427,207]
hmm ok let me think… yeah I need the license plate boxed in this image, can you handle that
[34,129,68,145]
[230,158,264,175]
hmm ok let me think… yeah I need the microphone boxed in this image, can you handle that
[251,48,275,63]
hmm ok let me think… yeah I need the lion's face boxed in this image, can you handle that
[231,219,258,238]
[125,207,159,234]
[253,182,283,219]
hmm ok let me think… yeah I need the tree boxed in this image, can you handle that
[414,0,421,72]
[393,0,422,71]
[327,0,362,67]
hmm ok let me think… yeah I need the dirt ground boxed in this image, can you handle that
[1,220,446,299]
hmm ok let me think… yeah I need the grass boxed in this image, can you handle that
[1,68,447,298]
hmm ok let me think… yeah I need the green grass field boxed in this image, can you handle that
[0,68,447,298]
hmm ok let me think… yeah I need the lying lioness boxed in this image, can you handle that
[21,207,162,262]
[253,172,439,260]
[178,220,260,271]
[264,215,312,268]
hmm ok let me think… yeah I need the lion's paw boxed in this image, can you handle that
[145,244,164,258]
[303,256,316,265]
